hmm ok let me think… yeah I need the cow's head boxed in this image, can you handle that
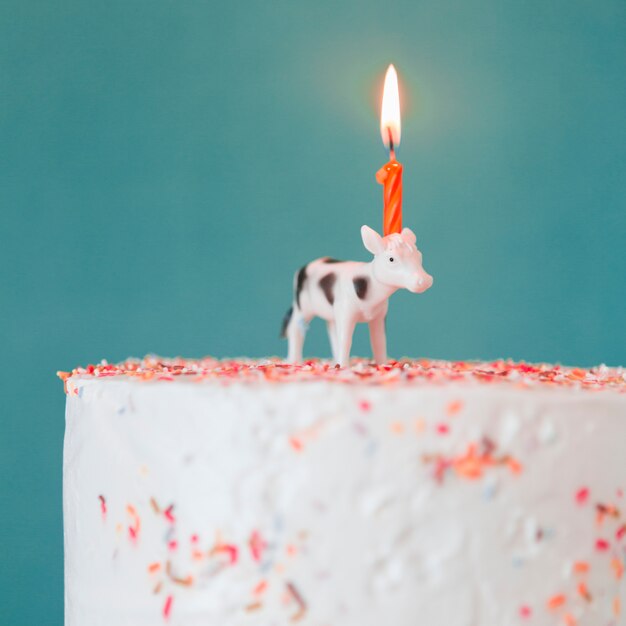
[361,225,433,293]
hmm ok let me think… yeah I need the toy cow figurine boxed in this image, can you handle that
[281,225,433,366]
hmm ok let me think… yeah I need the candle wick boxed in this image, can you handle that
[387,127,395,160]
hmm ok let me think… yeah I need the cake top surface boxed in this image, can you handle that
[58,356,626,394]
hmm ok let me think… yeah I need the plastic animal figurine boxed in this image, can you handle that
[281,225,433,366]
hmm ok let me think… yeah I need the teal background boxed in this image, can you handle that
[1,0,625,623]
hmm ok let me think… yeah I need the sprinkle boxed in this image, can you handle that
[286,544,297,557]
[507,458,523,474]
[150,497,161,514]
[165,561,193,586]
[426,440,523,483]
[481,436,496,456]
[596,503,620,526]
[432,458,452,482]
[547,594,566,610]
[365,440,378,457]
[214,543,238,564]
[390,421,405,434]
[98,495,107,517]
[164,505,175,524]
[573,561,590,574]
[575,488,590,505]
[436,423,449,435]
[249,531,268,562]
[162,595,173,620]
[519,605,532,618]
[148,562,161,574]
[597,503,620,527]
[286,581,307,622]
[454,453,483,480]
[245,602,262,612]
[595,539,610,552]
[563,613,576,626]
[168,540,178,551]
[611,558,624,579]
[253,580,268,595]
[126,504,141,541]
[289,437,303,452]
[446,400,463,416]
[577,582,592,602]
[358,400,372,412]
[190,534,199,543]
[414,418,426,433]
[617,524,626,541]
[614,596,621,617]
[173,575,193,587]
[352,421,368,436]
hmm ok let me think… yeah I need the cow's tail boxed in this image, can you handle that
[280,306,293,338]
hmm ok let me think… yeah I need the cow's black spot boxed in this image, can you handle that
[353,276,369,300]
[319,273,337,305]
[295,265,307,308]
[323,257,344,264]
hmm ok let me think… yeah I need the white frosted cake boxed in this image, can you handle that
[60,357,626,626]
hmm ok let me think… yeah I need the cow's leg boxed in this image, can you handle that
[369,314,387,364]
[335,316,356,368]
[287,309,307,364]
[326,320,338,362]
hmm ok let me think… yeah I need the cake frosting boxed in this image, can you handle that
[60,358,626,626]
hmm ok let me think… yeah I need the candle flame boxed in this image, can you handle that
[380,64,401,149]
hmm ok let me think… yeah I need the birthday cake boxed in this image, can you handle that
[59,357,626,626]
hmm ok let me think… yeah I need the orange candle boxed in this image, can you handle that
[377,156,403,236]
[376,64,403,236]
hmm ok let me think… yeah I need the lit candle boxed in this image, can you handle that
[376,64,403,236]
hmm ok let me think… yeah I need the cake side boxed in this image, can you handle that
[63,373,626,626]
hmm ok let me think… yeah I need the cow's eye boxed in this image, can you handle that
[389,257,395,263]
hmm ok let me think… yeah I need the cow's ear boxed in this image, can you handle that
[401,227,417,246]
[361,225,384,255]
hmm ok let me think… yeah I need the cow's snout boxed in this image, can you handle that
[409,273,433,293]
